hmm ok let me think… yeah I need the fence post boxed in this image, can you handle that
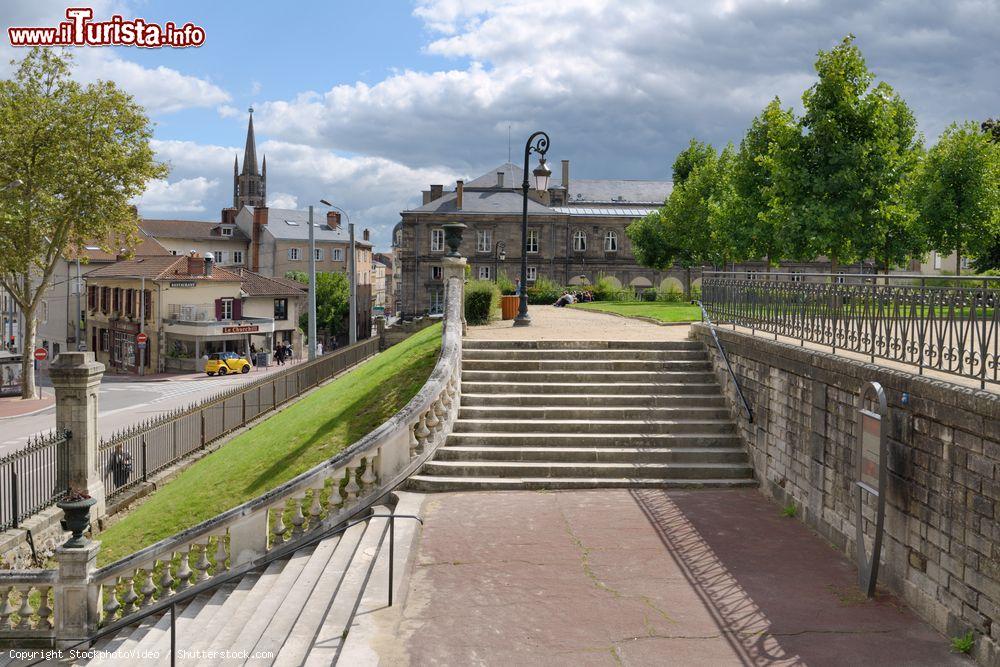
[200,410,206,449]
[10,470,18,529]
[141,437,148,482]
[49,352,107,521]
[242,392,247,424]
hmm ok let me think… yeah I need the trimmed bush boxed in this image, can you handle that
[465,279,501,325]
[593,276,619,301]
[527,277,563,304]
[496,272,517,296]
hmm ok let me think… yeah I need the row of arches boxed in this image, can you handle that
[565,275,703,291]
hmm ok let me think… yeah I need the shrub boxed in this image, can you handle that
[593,276,620,301]
[656,286,685,302]
[464,279,500,325]
[527,277,563,304]
[496,272,517,296]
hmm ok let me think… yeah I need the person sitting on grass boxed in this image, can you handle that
[553,291,575,307]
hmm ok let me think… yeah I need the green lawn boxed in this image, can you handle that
[97,324,442,566]
[570,300,702,323]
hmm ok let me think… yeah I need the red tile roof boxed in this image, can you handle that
[85,256,242,281]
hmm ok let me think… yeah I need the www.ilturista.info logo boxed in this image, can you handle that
[8,8,205,48]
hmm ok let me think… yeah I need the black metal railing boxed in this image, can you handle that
[99,337,381,500]
[0,430,70,531]
[701,272,1000,389]
[695,302,753,423]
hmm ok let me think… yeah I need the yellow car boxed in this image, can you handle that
[204,352,251,376]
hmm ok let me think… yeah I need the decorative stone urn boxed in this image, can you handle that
[57,495,97,548]
[442,222,467,257]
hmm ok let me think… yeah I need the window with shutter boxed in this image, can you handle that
[143,291,152,320]
[215,299,223,320]
[232,298,242,320]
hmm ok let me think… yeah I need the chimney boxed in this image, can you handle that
[221,207,237,225]
[363,229,371,242]
[562,159,570,190]
[456,180,464,210]
[422,190,431,205]
[252,206,268,271]
[187,252,205,276]
[326,210,341,230]
[497,171,504,188]
[429,184,443,201]
[204,254,214,276]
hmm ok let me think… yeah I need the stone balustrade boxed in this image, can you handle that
[0,269,465,647]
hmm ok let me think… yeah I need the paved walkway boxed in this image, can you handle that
[468,305,690,341]
[391,490,966,666]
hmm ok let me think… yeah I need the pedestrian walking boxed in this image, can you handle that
[110,445,133,489]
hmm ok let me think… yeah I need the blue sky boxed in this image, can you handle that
[2,1,998,251]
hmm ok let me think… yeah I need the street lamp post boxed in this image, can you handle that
[514,132,551,327]
[493,241,506,283]
[319,200,356,346]
[307,205,317,361]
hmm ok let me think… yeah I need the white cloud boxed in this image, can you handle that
[267,192,298,209]
[136,177,218,213]
[217,105,243,119]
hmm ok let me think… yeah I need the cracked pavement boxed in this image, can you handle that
[390,489,969,666]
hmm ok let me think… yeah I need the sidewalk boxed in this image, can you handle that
[99,355,307,383]
[393,489,967,666]
[467,305,690,341]
[0,390,54,419]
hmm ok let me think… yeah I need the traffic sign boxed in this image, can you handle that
[33,347,47,361]
[136,332,148,345]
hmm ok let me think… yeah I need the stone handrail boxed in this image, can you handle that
[0,270,465,645]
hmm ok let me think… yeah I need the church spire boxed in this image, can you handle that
[242,107,258,176]
[234,107,266,209]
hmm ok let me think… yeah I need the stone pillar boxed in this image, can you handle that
[54,541,101,646]
[49,352,107,520]
[441,256,467,336]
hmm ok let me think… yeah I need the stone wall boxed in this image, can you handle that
[689,323,1000,666]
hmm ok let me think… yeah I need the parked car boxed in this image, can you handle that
[204,352,251,376]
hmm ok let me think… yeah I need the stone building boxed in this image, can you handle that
[397,161,689,316]
[138,218,249,267]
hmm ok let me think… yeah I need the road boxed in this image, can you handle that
[0,360,304,457]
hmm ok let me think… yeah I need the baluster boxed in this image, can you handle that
[309,485,324,527]
[159,557,175,596]
[139,567,156,607]
[290,495,307,535]
[328,468,346,512]
[102,580,121,621]
[0,586,14,630]
[271,504,288,543]
[342,458,361,503]
[36,586,53,629]
[17,587,34,629]
[424,404,439,434]
[214,533,228,574]
[194,542,211,582]
[360,450,378,489]
[408,420,420,458]
[175,550,193,590]
[415,414,431,454]
[433,396,447,434]
[121,574,140,614]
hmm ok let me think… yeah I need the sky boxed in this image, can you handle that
[2,0,998,252]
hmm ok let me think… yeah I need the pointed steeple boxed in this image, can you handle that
[242,107,258,176]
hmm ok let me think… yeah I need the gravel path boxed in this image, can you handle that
[466,305,691,341]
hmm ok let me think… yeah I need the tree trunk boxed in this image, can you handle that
[956,249,962,277]
[685,266,692,300]
[19,306,36,399]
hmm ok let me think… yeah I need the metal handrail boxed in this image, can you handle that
[27,512,423,667]
[695,301,753,424]
[703,270,1000,283]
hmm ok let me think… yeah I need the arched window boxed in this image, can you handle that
[604,230,618,252]
[573,230,587,252]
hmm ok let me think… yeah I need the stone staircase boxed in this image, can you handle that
[58,495,423,666]
[409,340,755,491]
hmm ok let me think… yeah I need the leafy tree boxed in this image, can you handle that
[983,118,1000,143]
[0,48,166,397]
[296,271,350,338]
[671,139,716,186]
[774,36,924,273]
[974,118,1000,271]
[911,122,1000,275]
[716,98,798,269]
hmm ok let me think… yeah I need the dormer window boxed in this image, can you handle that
[221,226,234,237]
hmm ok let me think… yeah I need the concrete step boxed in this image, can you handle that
[435,445,749,464]
[304,511,392,666]
[420,460,753,480]
[460,381,722,396]
[408,475,758,492]
[270,521,370,667]
[462,370,719,384]
[452,418,736,435]
[142,587,215,659]
[447,432,743,448]
[460,392,728,408]
[461,359,712,372]
[458,405,732,421]
[462,340,703,350]
[463,348,708,361]
[183,568,268,655]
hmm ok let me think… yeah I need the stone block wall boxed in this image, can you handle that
[690,323,1000,666]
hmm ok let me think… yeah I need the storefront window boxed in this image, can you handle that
[274,298,288,320]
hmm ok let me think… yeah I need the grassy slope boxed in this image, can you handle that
[570,301,701,323]
[97,324,442,566]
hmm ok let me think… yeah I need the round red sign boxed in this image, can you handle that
[136,333,148,344]
[33,347,47,361]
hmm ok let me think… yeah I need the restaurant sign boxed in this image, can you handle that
[222,325,259,334]
[169,280,197,288]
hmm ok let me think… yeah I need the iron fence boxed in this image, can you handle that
[701,272,1000,388]
[99,337,380,500]
[0,431,70,531]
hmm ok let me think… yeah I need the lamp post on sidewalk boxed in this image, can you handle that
[319,200,356,345]
[514,133,551,327]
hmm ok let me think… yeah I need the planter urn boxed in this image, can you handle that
[57,496,97,548]
[441,222,467,257]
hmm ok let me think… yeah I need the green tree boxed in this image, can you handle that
[911,122,1000,275]
[774,36,923,273]
[671,139,716,186]
[983,118,1000,143]
[0,48,166,398]
[297,271,351,339]
[716,99,798,269]
[973,119,1000,271]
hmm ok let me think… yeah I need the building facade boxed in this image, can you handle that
[138,219,249,267]
[398,161,688,316]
